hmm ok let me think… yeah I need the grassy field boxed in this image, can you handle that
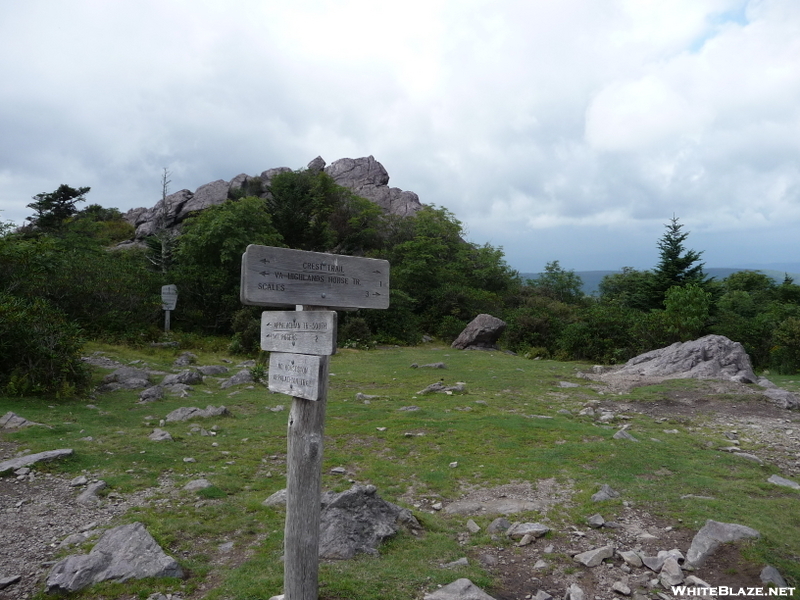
[2,340,799,599]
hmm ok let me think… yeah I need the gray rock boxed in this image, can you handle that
[183,479,212,492]
[0,411,38,430]
[559,381,580,388]
[100,367,152,390]
[163,383,193,397]
[684,575,712,588]
[613,428,639,442]
[564,583,585,600]
[418,382,467,394]
[262,489,287,507]
[612,582,631,596]
[77,481,107,505]
[762,388,800,409]
[443,557,469,569]
[533,591,552,600]
[162,370,203,386]
[307,156,326,173]
[587,513,605,528]
[176,179,229,221]
[659,557,684,587]
[326,156,423,217]
[591,484,620,502]
[609,335,757,384]
[573,545,614,567]
[0,576,21,590]
[451,314,507,351]
[760,565,787,587]
[466,519,481,534]
[0,449,74,475]
[420,362,447,369]
[139,386,164,402]
[641,555,665,572]
[618,550,643,568]
[148,428,173,442]
[70,475,88,487]
[46,522,182,593]
[173,352,197,367]
[197,365,229,376]
[486,517,513,534]
[423,578,497,600]
[165,405,230,422]
[318,485,421,559]
[767,475,800,490]
[506,522,550,540]
[220,369,254,389]
[686,520,761,566]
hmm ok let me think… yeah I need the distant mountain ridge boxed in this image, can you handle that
[520,267,800,296]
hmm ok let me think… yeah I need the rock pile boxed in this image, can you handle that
[123,155,423,241]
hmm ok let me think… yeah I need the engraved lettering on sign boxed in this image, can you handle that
[268,352,321,400]
[261,311,337,355]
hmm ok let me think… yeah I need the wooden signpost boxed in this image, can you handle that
[161,284,178,333]
[240,244,389,600]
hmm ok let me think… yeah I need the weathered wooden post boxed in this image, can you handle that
[161,284,178,333]
[241,245,389,600]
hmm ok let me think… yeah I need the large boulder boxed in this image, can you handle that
[451,314,507,351]
[318,485,421,559]
[686,520,760,567]
[325,156,423,217]
[0,449,73,476]
[609,335,757,384]
[45,522,183,593]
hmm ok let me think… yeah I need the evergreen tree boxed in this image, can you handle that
[26,184,90,233]
[648,216,706,308]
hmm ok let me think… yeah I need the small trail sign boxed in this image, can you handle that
[240,245,389,309]
[261,310,337,356]
[161,284,178,310]
[268,352,322,401]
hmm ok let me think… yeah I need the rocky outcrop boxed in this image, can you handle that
[45,522,183,593]
[605,335,757,384]
[123,156,423,241]
[0,449,74,476]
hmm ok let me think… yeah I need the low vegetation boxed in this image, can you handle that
[1,342,798,599]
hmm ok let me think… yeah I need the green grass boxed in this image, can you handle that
[3,341,799,599]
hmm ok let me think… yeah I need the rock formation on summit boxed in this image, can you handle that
[123,156,423,241]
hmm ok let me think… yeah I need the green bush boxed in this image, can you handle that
[338,316,373,345]
[0,293,90,396]
[770,317,800,374]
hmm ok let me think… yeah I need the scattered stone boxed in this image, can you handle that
[70,475,88,487]
[148,428,173,442]
[686,520,761,566]
[573,545,615,567]
[533,591,553,600]
[217,541,234,553]
[197,365,229,376]
[641,555,665,572]
[423,578,497,600]
[451,314,507,351]
[318,485,421,559]
[399,406,420,412]
[173,352,197,367]
[183,479,212,492]
[613,428,639,442]
[587,513,605,528]
[0,575,22,591]
[330,467,346,474]
[0,411,39,430]
[559,381,580,388]
[139,386,164,402]
[76,481,107,505]
[487,517,512,534]
[735,452,764,464]
[659,557,684,587]
[420,363,447,369]
[98,367,152,391]
[591,484,620,502]
[442,557,469,569]
[46,522,182,593]
[684,575,712,588]
[767,474,800,490]
[418,382,467,394]
[162,370,204,386]
[449,462,458,468]
[356,393,380,401]
[760,565,787,587]
[165,405,230,422]
[612,581,632,596]
[564,583,585,600]
[762,388,800,410]
[0,448,74,475]
[466,519,481,534]
[262,489,287,507]
[220,369,254,389]
[533,559,548,570]
[506,522,550,540]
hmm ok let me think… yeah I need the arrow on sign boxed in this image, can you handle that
[260,271,270,277]
[260,258,271,265]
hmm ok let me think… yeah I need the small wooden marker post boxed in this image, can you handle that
[241,245,389,600]
[161,284,178,333]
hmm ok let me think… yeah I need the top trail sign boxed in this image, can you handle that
[240,245,390,310]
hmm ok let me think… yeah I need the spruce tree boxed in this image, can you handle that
[649,216,706,308]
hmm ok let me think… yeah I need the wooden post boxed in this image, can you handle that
[283,306,329,600]
[164,309,171,333]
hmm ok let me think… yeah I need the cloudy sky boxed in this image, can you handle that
[1,0,799,272]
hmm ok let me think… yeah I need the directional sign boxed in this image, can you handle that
[161,284,178,311]
[241,245,390,309]
[261,311,337,355]
[268,352,322,401]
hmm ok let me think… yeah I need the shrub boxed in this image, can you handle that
[0,293,90,396]
[770,317,800,375]
[338,316,373,345]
